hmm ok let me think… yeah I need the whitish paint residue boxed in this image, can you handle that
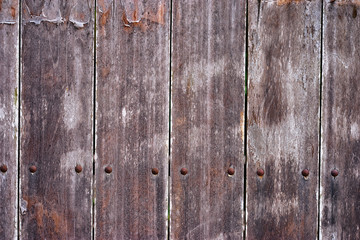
[63,91,81,130]
[0,21,17,25]
[351,122,360,140]
[60,149,90,171]
[0,107,5,120]
[23,0,90,27]
[181,57,242,93]
[69,1,91,28]
[63,43,84,130]
[24,0,64,25]
[122,108,127,123]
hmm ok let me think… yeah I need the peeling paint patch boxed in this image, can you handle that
[0,20,16,24]
[122,2,166,30]
[69,2,91,28]
[23,0,64,25]
[21,199,28,215]
[22,0,91,27]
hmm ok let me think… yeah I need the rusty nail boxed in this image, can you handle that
[0,164,7,173]
[257,168,264,177]
[105,166,112,174]
[29,165,37,173]
[331,169,339,177]
[302,169,309,177]
[227,167,235,176]
[180,168,188,175]
[75,164,82,173]
[151,168,159,175]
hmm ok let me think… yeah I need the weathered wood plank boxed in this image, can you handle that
[321,1,360,239]
[247,0,321,239]
[170,1,245,239]
[20,1,94,238]
[0,0,19,239]
[95,0,169,239]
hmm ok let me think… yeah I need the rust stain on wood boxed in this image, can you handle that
[10,6,15,18]
[100,9,110,26]
[277,0,304,6]
[101,66,110,78]
[336,0,360,6]
[122,2,166,32]
[143,2,165,25]
[22,196,69,238]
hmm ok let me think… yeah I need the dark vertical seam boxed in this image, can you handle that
[168,0,173,239]
[17,0,22,239]
[243,0,249,239]
[318,0,324,239]
[92,1,97,239]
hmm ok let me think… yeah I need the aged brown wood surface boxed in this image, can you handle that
[247,0,321,239]
[321,1,360,239]
[95,0,169,239]
[20,0,94,238]
[170,1,245,239]
[0,0,18,239]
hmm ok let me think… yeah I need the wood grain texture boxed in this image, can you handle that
[20,0,94,238]
[0,0,19,239]
[95,0,169,239]
[321,1,360,239]
[247,0,321,239]
[170,1,245,239]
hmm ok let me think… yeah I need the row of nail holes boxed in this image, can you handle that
[0,165,340,178]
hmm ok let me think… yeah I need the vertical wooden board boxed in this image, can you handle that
[171,1,245,239]
[0,0,19,239]
[95,0,169,239]
[321,1,360,239]
[20,0,94,239]
[247,0,321,239]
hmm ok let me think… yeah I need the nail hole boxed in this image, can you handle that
[257,168,264,177]
[227,167,235,176]
[29,165,37,173]
[105,166,112,174]
[302,169,309,177]
[0,164,7,173]
[331,169,339,177]
[180,168,188,175]
[151,168,159,175]
[75,164,82,173]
